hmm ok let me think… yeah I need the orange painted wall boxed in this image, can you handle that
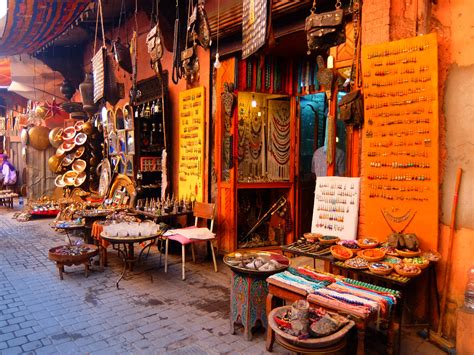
[361,0,474,342]
[77,11,211,200]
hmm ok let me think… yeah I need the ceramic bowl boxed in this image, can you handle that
[54,175,66,188]
[62,153,75,167]
[75,146,86,159]
[62,127,76,141]
[318,235,340,245]
[72,159,86,173]
[74,120,85,132]
[74,132,87,146]
[60,141,75,152]
[368,262,393,275]
[63,171,78,186]
[74,171,86,187]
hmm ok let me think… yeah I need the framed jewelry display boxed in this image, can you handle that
[360,33,439,250]
[311,176,361,240]
[178,86,205,202]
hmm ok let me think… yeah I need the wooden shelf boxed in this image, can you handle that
[237,182,292,189]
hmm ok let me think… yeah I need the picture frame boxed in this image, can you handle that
[124,103,134,130]
[117,130,127,154]
[108,131,118,155]
[126,130,135,155]
[125,156,134,177]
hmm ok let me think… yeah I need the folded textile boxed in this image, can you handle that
[307,293,370,319]
[297,266,338,284]
[164,227,215,240]
[268,271,327,294]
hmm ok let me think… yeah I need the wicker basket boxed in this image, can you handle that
[396,248,421,258]
[356,239,379,249]
[318,236,340,245]
[357,249,386,262]
[330,245,353,261]
[394,264,421,277]
[368,262,393,276]
[403,257,429,270]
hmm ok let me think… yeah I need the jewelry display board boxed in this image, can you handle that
[311,177,361,240]
[360,33,438,250]
[178,86,205,202]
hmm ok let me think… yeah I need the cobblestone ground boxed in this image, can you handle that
[0,206,445,355]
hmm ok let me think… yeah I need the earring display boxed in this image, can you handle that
[360,33,439,250]
[178,86,205,202]
[311,177,361,240]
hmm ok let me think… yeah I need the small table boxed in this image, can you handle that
[48,244,99,280]
[224,252,289,341]
[100,233,158,288]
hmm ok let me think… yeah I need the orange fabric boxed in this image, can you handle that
[91,221,109,248]
[0,59,11,87]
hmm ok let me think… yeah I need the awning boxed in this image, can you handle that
[7,55,66,102]
[0,57,10,87]
[0,0,91,56]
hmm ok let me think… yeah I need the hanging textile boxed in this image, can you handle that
[0,0,90,56]
[267,99,290,181]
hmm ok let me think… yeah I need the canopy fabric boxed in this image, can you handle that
[8,55,66,102]
[0,58,10,87]
[0,0,90,56]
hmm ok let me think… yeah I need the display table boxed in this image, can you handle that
[100,233,158,288]
[48,244,98,280]
[224,252,289,341]
[0,192,18,208]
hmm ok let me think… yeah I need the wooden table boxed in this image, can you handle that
[48,244,99,280]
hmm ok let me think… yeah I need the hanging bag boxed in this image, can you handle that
[146,0,164,73]
[338,90,363,126]
[195,0,211,49]
[305,0,345,54]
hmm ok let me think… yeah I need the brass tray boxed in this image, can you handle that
[223,251,289,275]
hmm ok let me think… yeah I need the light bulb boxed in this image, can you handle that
[214,53,221,69]
[251,96,257,108]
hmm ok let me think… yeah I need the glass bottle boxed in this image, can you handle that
[464,265,474,310]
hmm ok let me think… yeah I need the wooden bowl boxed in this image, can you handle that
[330,245,353,261]
[356,239,379,249]
[382,256,402,265]
[369,262,393,276]
[403,257,429,270]
[318,236,340,245]
[394,264,422,277]
[357,248,386,262]
[396,248,421,258]
[422,250,441,263]
[268,306,355,349]
[304,233,321,243]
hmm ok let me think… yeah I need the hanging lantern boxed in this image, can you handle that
[79,73,98,116]
[60,79,76,100]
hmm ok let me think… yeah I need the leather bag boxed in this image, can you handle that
[113,39,133,74]
[146,24,164,64]
[338,90,363,126]
[306,1,345,53]
[196,0,211,49]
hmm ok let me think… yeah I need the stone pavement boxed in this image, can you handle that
[0,206,446,354]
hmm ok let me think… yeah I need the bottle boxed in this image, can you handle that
[464,265,474,310]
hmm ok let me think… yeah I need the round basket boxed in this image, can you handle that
[369,262,393,276]
[422,250,441,263]
[330,245,353,261]
[48,244,98,265]
[382,256,402,265]
[356,239,379,249]
[396,248,421,258]
[318,236,340,245]
[303,233,320,243]
[337,240,361,252]
[357,248,386,262]
[268,306,355,349]
[403,257,429,270]
[394,264,422,278]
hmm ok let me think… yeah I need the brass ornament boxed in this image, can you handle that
[48,127,63,148]
[28,126,51,150]
[48,155,63,173]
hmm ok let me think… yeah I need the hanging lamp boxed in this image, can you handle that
[213,0,221,69]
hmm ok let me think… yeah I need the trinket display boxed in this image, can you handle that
[285,238,331,256]
[357,248,386,262]
[337,240,360,251]
[403,257,429,270]
[344,256,368,269]
[368,262,393,276]
[393,263,421,277]
[361,33,439,250]
[267,100,291,181]
[356,238,379,249]
[330,245,353,261]
[242,0,268,59]
[223,251,289,274]
[311,176,361,240]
